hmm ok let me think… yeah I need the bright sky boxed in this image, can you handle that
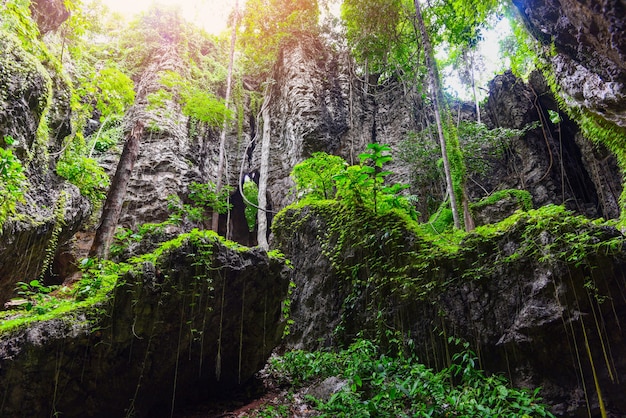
[100,0,243,35]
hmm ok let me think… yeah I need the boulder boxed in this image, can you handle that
[0,232,290,417]
[274,202,626,416]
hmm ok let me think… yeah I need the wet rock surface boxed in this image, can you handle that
[0,27,89,305]
[481,70,622,220]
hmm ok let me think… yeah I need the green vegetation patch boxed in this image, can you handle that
[0,229,261,336]
[259,338,554,417]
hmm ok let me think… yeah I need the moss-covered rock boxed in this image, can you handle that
[0,31,52,159]
[274,202,626,416]
[0,231,290,417]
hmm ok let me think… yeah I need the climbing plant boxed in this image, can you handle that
[242,178,259,232]
[0,138,27,232]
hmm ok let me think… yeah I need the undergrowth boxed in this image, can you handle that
[255,338,554,417]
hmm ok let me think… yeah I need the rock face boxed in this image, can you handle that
[482,70,622,220]
[0,233,290,418]
[513,0,626,129]
[274,203,626,416]
[248,37,423,216]
[246,35,622,231]
[0,29,90,305]
[29,0,70,35]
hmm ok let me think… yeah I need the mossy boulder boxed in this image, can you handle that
[0,231,291,417]
[274,202,626,416]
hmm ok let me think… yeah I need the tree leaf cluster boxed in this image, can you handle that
[238,0,320,77]
[291,145,417,219]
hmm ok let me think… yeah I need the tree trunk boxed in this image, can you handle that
[212,0,239,232]
[89,121,144,259]
[257,92,272,250]
[470,51,481,124]
[413,0,461,229]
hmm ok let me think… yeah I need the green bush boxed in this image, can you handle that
[56,150,110,203]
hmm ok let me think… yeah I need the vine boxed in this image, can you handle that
[39,190,68,280]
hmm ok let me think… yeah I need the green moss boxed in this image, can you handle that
[275,200,625,345]
[0,260,129,335]
[0,229,262,336]
[471,189,533,211]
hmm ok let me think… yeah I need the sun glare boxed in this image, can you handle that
[99,0,243,35]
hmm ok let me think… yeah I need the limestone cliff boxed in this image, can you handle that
[0,8,90,305]
[245,35,621,229]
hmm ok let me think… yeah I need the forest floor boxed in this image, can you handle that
[173,366,319,418]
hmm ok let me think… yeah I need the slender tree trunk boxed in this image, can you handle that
[89,121,144,259]
[470,51,481,124]
[257,92,272,250]
[212,0,239,232]
[413,0,461,229]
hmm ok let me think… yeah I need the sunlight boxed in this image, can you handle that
[98,0,243,35]
[441,17,513,101]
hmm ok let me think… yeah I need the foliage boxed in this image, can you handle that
[0,141,28,231]
[166,182,233,226]
[90,116,124,153]
[188,181,233,216]
[458,121,536,176]
[243,178,259,232]
[0,0,48,61]
[56,146,110,203]
[109,221,171,259]
[182,87,232,127]
[400,121,537,220]
[292,152,345,201]
[239,0,319,77]
[471,189,533,212]
[499,8,541,80]
[266,338,554,417]
[150,71,232,128]
[341,0,415,77]
[74,257,121,300]
[14,279,57,314]
[290,145,417,219]
[117,6,187,77]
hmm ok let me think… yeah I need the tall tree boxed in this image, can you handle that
[89,121,143,259]
[413,0,461,229]
[212,0,239,232]
[257,91,272,249]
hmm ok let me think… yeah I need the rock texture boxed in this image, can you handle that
[274,203,626,416]
[0,28,90,305]
[513,0,626,129]
[247,37,423,215]
[29,0,70,35]
[0,233,290,418]
[481,70,622,220]
[244,35,622,232]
